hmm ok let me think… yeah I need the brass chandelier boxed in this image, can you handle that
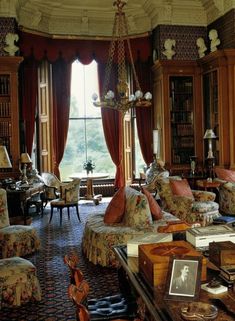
[92,0,152,113]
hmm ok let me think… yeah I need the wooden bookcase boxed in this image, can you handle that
[0,57,23,178]
[198,50,234,169]
[152,60,203,174]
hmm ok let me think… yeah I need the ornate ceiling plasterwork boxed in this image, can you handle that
[0,0,234,37]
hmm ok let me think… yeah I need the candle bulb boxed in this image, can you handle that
[153,129,158,155]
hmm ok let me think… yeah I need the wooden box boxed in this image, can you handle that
[139,240,207,286]
[209,241,235,268]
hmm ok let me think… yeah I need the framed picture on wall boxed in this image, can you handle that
[164,256,202,301]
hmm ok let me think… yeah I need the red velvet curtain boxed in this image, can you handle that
[98,63,124,188]
[20,56,38,155]
[52,58,72,178]
[135,58,154,166]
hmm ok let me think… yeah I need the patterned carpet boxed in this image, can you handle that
[0,198,120,321]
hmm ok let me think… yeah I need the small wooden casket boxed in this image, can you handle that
[209,241,235,268]
[139,240,207,287]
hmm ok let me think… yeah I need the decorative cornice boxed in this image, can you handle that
[0,0,235,37]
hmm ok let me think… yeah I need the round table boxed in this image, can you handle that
[70,172,109,205]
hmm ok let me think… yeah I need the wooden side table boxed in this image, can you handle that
[196,180,221,191]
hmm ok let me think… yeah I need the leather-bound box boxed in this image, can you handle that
[139,240,207,287]
[209,241,235,268]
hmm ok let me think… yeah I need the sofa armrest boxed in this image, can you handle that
[220,181,235,192]
[192,190,216,202]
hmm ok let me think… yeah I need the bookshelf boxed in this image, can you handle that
[152,60,203,173]
[170,76,194,164]
[0,57,23,178]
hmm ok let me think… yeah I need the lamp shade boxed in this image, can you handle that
[0,146,12,168]
[203,129,216,139]
[20,152,32,163]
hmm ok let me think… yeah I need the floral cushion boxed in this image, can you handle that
[60,178,81,203]
[122,187,152,228]
[0,256,41,308]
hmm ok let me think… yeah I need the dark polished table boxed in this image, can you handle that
[113,245,235,321]
[6,182,44,224]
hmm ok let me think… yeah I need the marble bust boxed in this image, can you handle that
[209,29,220,52]
[162,39,176,60]
[4,33,19,56]
[196,37,207,58]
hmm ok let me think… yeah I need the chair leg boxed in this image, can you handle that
[75,204,81,222]
[49,206,54,223]
[67,207,70,220]
[60,208,63,226]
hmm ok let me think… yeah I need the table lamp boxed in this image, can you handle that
[0,145,12,169]
[203,129,216,179]
[20,152,32,184]
[203,129,216,158]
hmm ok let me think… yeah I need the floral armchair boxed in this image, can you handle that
[41,172,66,207]
[156,177,220,225]
[0,189,40,258]
[50,178,81,225]
[214,179,235,215]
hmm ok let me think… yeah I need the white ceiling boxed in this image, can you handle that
[1,0,233,37]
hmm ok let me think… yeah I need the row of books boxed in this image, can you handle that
[0,102,11,117]
[171,111,193,123]
[0,76,10,95]
[0,121,11,136]
[171,124,194,136]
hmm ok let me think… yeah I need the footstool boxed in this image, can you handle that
[0,256,42,308]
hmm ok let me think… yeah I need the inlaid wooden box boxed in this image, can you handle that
[139,240,207,287]
[209,241,235,268]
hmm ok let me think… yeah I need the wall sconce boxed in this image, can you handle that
[20,152,32,185]
[0,145,12,169]
[203,129,216,159]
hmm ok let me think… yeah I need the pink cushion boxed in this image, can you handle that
[215,168,235,183]
[141,187,162,220]
[170,179,194,198]
[104,187,125,224]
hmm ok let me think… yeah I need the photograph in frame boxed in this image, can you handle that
[164,255,202,301]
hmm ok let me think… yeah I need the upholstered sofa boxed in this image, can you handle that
[214,168,235,215]
[82,186,178,267]
[156,177,220,225]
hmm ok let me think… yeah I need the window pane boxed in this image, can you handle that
[70,60,101,118]
[60,60,115,181]
[134,119,146,178]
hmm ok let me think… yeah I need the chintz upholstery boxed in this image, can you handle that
[0,256,41,308]
[214,179,235,215]
[49,178,81,225]
[0,189,40,259]
[82,187,178,267]
[156,177,220,224]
